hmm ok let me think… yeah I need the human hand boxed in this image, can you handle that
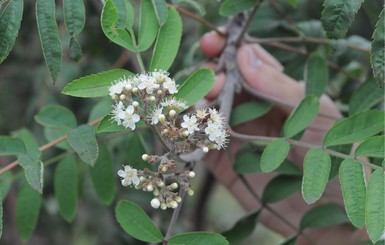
[200,31,368,245]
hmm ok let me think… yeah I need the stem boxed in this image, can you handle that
[228,128,383,171]
[0,117,103,175]
[151,126,171,151]
[171,4,226,37]
[235,0,264,46]
[163,189,186,242]
[238,175,318,245]
[127,28,146,73]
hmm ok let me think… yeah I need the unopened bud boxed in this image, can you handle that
[132,87,139,94]
[160,166,168,173]
[169,110,177,118]
[142,154,150,161]
[158,114,166,124]
[157,90,163,95]
[175,196,182,203]
[150,198,160,209]
[170,182,178,190]
[139,176,146,182]
[147,184,154,192]
[153,189,159,196]
[132,101,139,108]
[188,171,196,178]
[182,130,189,137]
[160,203,167,210]
[124,84,132,91]
[170,201,178,209]
[187,188,194,196]
[149,96,156,101]
[202,146,209,153]
[119,94,126,101]
[157,181,165,187]
[162,128,169,134]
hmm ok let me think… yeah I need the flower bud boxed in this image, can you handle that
[132,87,139,94]
[170,201,178,209]
[157,180,165,187]
[187,188,194,196]
[153,189,160,196]
[160,203,167,210]
[147,184,154,192]
[142,154,150,161]
[175,196,182,203]
[119,94,126,101]
[202,146,209,153]
[160,166,168,173]
[157,90,163,96]
[188,171,196,178]
[181,130,189,137]
[169,109,177,118]
[149,96,156,101]
[124,84,132,91]
[162,128,169,134]
[139,176,146,182]
[150,198,160,209]
[170,182,178,190]
[158,114,166,124]
[132,101,139,108]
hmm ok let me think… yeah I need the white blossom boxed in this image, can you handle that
[196,107,208,119]
[162,79,178,94]
[111,101,126,125]
[109,80,126,98]
[161,98,187,111]
[152,70,169,83]
[137,74,159,94]
[181,115,199,134]
[208,108,223,124]
[121,105,140,130]
[213,130,229,149]
[117,165,140,187]
[150,106,164,125]
[204,120,222,141]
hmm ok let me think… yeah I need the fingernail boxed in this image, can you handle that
[246,46,262,69]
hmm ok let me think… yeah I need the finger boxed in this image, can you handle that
[237,45,303,115]
[248,44,284,71]
[206,72,226,100]
[200,31,226,57]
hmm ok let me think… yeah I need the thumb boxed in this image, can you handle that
[237,45,304,114]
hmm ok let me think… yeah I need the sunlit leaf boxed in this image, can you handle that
[365,170,385,243]
[283,96,319,138]
[222,210,260,244]
[150,7,182,71]
[321,0,365,39]
[0,0,23,63]
[67,125,99,166]
[230,101,272,127]
[260,138,290,172]
[54,156,78,222]
[169,232,229,245]
[175,68,215,107]
[36,0,62,82]
[323,110,385,147]
[89,144,116,205]
[339,159,366,228]
[63,69,133,98]
[16,184,42,240]
[300,203,348,230]
[18,149,44,194]
[371,9,385,86]
[302,148,330,204]
[115,200,163,242]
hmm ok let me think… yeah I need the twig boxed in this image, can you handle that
[228,128,383,171]
[163,189,186,243]
[235,0,264,46]
[0,117,103,175]
[171,4,226,37]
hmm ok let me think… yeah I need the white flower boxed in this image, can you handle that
[117,165,140,187]
[111,101,126,125]
[109,80,126,98]
[161,98,187,111]
[152,70,169,83]
[162,79,178,94]
[151,198,161,209]
[204,120,222,141]
[137,74,159,94]
[196,107,208,119]
[121,105,140,130]
[150,106,163,125]
[181,115,199,134]
[208,108,223,124]
[213,130,229,149]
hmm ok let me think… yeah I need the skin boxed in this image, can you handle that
[200,31,368,245]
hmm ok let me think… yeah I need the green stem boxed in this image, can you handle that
[127,28,146,73]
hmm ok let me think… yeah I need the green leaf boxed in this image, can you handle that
[13,128,39,152]
[115,200,163,242]
[67,125,99,166]
[54,156,78,222]
[0,136,26,156]
[234,152,261,174]
[112,0,134,28]
[339,159,366,228]
[36,0,62,82]
[323,110,385,147]
[63,0,85,36]
[283,96,319,138]
[150,7,182,71]
[69,37,82,61]
[171,0,206,16]
[321,0,365,39]
[260,138,290,172]
[355,136,385,158]
[175,68,215,107]
[89,144,116,205]
[43,127,71,150]
[97,114,126,133]
[262,175,302,204]
[219,0,256,16]
[305,53,328,97]
[0,172,13,199]
[101,0,135,51]
[62,69,133,98]
[299,203,349,230]
[0,0,23,63]
[365,170,385,243]
[349,78,384,115]
[35,104,77,129]
[18,149,44,194]
[169,232,229,245]
[151,0,168,26]
[88,99,113,122]
[138,0,159,51]
[221,210,260,244]
[16,184,42,240]
[371,9,385,86]
[302,148,331,204]
[230,101,272,127]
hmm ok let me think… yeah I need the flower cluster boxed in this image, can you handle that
[111,70,229,210]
